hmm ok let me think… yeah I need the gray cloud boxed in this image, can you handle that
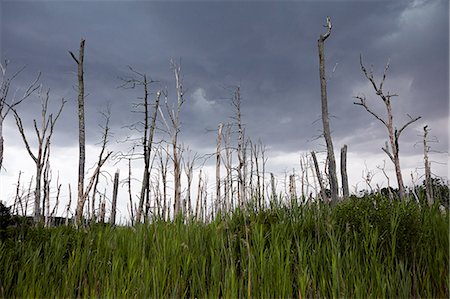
[1,0,448,172]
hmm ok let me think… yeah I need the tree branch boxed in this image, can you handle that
[353,95,388,128]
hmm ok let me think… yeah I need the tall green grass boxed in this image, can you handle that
[1,197,448,298]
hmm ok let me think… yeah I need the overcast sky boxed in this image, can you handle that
[1,0,448,220]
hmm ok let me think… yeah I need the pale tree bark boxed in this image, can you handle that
[69,38,86,208]
[317,17,339,204]
[90,107,111,223]
[158,60,185,218]
[75,151,112,226]
[340,144,349,198]
[183,148,199,218]
[223,124,233,212]
[12,88,65,224]
[270,172,276,203]
[196,169,203,221]
[127,158,135,225]
[135,78,160,222]
[232,87,246,207]
[110,170,119,225]
[74,110,112,227]
[216,123,223,211]
[423,125,434,206]
[0,62,40,172]
[65,184,72,226]
[289,173,297,204]
[354,55,421,200]
[311,151,327,202]
[158,146,169,221]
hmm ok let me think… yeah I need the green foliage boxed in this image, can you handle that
[0,196,448,298]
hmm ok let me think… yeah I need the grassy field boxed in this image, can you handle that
[1,196,448,298]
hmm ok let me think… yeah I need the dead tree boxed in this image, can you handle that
[110,170,119,225]
[317,17,339,204]
[69,38,86,209]
[0,62,40,171]
[270,173,276,203]
[90,106,111,223]
[74,110,112,227]
[232,87,246,207]
[159,60,185,218]
[354,56,421,200]
[289,173,297,204]
[340,145,349,198]
[120,67,161,223]
[196,169,203,221]
[423,125,434,206]
[127,158,135,225]
[183,148,199,218]
[311,151,327,202]
[157,145,170,220]
[216,123,223,211]
[65,184,72,226]
[12,88,65,223]
[223,123,233,212]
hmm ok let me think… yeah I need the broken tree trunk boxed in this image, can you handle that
[110,170,119,225]
[311,151,327,202]
[317,17,339,205]
[340,144,349,198]
[69,38,86,211]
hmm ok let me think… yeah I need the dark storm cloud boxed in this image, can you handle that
[1,0,448,159]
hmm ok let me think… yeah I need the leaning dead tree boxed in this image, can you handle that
[12,87,65,223]
[317,17,339,204]
[0,62,40,171]
[311,151,327,202]
[69,38,86,210]
[354,55,421,200]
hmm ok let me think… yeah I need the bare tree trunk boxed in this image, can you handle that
[99,194,106,224]
[196,169,203,221]
[158,61,185,218]
[216,123,223,212]
[66,184,72,226]
[270,173,276,204]
[423,125,434,206]
[69,38,86,210]
[13,171,22,215]
[223,124,233,212]
[254,143,261,209]
[110,170,119,225]
[128,158,134,225]
[340,144,349,198]
[136,89,161,222]
[311,151,327,202]
[183,150,197,219]
[75,151,112,226]
[157,145,169,221]
[317,17,339,205]
[75,106,111,227]
[261,143,267,208]
[289,173,297,205]
[232,87,246,207]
